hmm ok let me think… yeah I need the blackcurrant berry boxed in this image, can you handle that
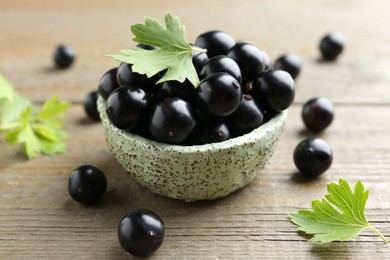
[153,80,196,104]
[192,45,208,75]
[252,69,295,114]
[227,43,268,84]
[302,97,334,132]
[194,30,236,57]
[199,55,242,83]
[97,67,120,100]
[149,97,197,145]
[53,44,75,69]
[274,53,302,79]
[116,62,140,87]
[227,94,264,136]
[84,91,100,121]
[261,51,272,70]
[118,209,165,257]
[136,43,157,50]
[68,165,107,204]
[117,62,159,92]
[196,73,242,118]
[106,85,150,131]
[319,32,345,60]
[196,120,231,145]
[293,138,333,177]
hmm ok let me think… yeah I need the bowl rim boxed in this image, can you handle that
[97,95,288,153]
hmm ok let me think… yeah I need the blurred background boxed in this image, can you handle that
[1,0,389,103]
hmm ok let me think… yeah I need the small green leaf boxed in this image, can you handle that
[0,74,31,130]
[0,74,15,102]
[0,75,69,159]
[5,106,41,158]
[4,99,69,159]
[110,13,201,87]
[289,179,387,243]
[36,96,69,128]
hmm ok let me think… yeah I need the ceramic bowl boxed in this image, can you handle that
[97,96,288,201]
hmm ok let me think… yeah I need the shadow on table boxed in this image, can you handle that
[310,242,351,258]
[290,171,321,184]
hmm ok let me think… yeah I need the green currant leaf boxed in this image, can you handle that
[4,98,69,159]
[0,74,31,130]
[289,179,387,243]
[110,13,201,87]
[35,96,69,128]
[1,75,69,159]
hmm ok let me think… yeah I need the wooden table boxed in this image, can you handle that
[1,0,390,259]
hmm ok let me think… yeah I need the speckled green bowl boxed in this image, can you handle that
[97,96,287,201]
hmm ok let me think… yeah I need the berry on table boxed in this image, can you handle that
[53,44,76,69]
[118,209,165,257]
[68,165,107,204]
[302,96,334,132]
[84,91,100,121]
[293,138,333,177]
[319,32,345,60]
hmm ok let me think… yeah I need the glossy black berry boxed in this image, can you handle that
[154,80,196,104]
[106,85,150,131]
[118,209,165,257]
[116,62,140,87]
[274,53,302,79]
[197,120,231,145]
[117,62,159,92]
[319,32,345,60]
[227,43,267,84]
[149,97,197,145]
[98,67,120,100]
[68,165,107,204]
[261,51,272,70]
[252,69,295,114]
[192,45,208,75]
[53,44,75,69]
[194,31,236,57]
[293,138,333,177]
[227,94,264,136]
[84,91,100,121]
[302,97,334,132]
[136,43,157,50]
[196,73,242,118]
[199,55,242,83]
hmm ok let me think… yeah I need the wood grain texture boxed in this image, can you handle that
[1,0,390,259]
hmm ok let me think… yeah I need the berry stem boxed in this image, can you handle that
[368,224,388,244]
[191,46,207,53]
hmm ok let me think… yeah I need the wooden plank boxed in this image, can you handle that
[1,104,390,209]
[0,104,389,259]
[1,0,390,103]
[0,208,388,259]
